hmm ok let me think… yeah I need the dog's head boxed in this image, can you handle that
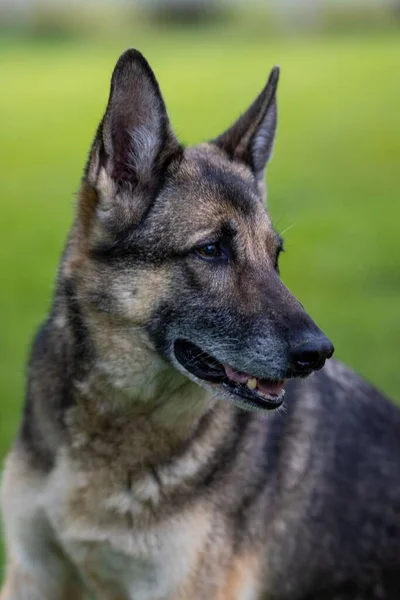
[69,49,333,411]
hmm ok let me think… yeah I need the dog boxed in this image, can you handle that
[1,49,399,600]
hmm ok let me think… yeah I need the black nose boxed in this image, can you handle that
[290,336,334,374]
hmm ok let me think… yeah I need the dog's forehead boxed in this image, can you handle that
[180,145,258,205]
[160,144,268,224]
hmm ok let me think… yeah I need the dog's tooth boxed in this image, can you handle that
[247,377,257,390]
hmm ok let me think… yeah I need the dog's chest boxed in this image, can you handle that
[67,520,205,600]
[45,462,213,599]
[43,418,263,600]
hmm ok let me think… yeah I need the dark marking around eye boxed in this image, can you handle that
[221,220,239,239]
[276,234,285,253]
[274,234,285,272]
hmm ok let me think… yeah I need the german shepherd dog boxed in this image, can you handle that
[1,50,400,600]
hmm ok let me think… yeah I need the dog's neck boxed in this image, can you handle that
[60,304,214,451]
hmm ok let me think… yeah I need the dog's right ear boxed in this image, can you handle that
[211,67,279,191]
[82,49,181,225]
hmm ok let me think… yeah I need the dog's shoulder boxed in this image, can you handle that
[16,310,76,473]
[260,363,400,597]
[294,359,399,433]
[282,359,400,481]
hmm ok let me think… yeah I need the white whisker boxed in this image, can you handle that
[279,223,295,237]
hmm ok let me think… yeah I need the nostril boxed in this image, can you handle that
[290,338,334,374]
[293,350,321,370]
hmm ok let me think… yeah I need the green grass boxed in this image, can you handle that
[0,28,399,576]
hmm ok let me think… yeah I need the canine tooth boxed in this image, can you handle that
[247,377,257,390]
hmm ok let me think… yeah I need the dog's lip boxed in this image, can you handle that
[224,365,286,397]
[173,339,285,410]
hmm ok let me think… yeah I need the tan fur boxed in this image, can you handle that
[216,555,262,600]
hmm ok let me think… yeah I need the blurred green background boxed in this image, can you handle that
[0,0,399,579]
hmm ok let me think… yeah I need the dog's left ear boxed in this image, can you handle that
[212,67,279,185]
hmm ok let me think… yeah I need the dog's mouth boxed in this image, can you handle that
[173,339,285,411]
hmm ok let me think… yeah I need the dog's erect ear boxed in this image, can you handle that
[86,49,181,190]
[212,67,279,183]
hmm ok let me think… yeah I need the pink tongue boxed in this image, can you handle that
[224,366,251,384]
[257,379,286,396]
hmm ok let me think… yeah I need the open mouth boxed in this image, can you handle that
[173,339,286,411]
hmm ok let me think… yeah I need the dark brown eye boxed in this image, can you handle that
[195,243,222,260]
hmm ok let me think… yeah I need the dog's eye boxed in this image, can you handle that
[195,243,223,261]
